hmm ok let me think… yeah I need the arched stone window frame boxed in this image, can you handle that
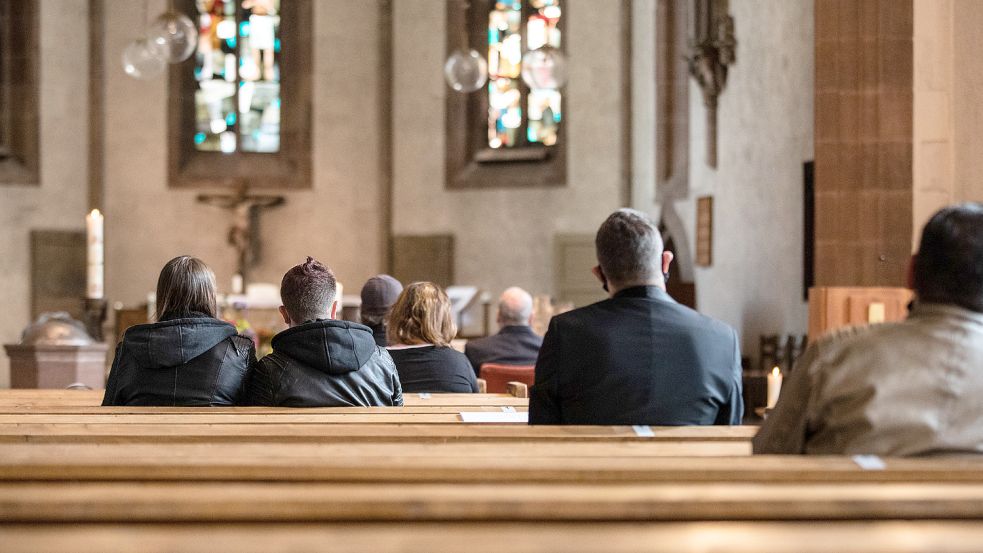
[445,0,567,190]
[167,0,311,189]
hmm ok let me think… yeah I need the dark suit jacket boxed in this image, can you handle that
[464,325,543,376]
[529,286,743,426]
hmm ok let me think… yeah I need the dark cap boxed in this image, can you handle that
[360,274,403,318]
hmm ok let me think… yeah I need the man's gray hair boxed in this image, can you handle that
[595,208,664,287]
[498,287,533,326]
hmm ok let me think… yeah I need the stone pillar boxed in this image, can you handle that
[814,0,913,286]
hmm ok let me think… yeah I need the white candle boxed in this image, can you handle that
[766,366,783,408]
[85,209,104,299]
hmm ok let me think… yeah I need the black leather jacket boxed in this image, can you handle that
[102,314,255,406]
[245,319,403,407]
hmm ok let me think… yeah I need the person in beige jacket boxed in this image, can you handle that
[754,203,983,456]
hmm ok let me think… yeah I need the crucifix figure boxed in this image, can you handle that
[687,0,736,168]
[197,183,285,283]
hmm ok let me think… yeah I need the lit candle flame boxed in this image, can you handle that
[772,366,781,377]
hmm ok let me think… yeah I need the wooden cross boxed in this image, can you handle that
[196,183,284,283]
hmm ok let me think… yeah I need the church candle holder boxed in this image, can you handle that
[82,297,108,343]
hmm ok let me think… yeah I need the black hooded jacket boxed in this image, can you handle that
[102,314,256,406]
[245,319,403,407]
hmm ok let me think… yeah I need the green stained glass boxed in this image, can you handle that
[487,0,562,149]
[193,0,281,153]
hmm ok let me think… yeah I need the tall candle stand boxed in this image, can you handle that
[82,297,108,343]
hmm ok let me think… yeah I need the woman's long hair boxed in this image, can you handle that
[387,282,457,347]
[155,256,218,321]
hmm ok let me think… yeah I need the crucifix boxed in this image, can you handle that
[197,183,285,284]
[687,0,736,168]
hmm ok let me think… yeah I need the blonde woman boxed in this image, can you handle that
[102,256,255,406]
[386,282,478,393]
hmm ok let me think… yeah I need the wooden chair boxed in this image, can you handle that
[479,363,535,394]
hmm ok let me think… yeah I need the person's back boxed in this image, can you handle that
[530,286,741,425]
[388,344,477,393]
[465,287,543,376]
[247,319,402,407]
[386,281,479,394]
[245,257,403,407]
[754,307,983,455]
[754,203,983,455]
[102,256,255,406]
[529,209,742,425]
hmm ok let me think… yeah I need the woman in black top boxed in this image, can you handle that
[102,256,256,406]
[386,282,478,393]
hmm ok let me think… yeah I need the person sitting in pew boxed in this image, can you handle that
[102,256,256,406]
[387,282,479,393]
[754,203,983,456]
[245,257,403,407]
[529,208,743,425]
[464,287,543,376]
[359,274,403,347]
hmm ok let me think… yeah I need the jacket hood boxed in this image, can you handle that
[122,317,237,369]
[271,319,380,375]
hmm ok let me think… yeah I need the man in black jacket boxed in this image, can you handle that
[464,287,543,376]
[245,257,403,407]
[529,209,743,426]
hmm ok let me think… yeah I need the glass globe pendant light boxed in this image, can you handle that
[122,38,166,80]
[147,9,198,63]
[444,49,488,93]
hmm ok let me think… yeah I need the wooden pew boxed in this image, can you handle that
[0,444,981,483]
[6,521,983,553]
[2,480,983,522]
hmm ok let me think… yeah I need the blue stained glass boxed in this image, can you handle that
[274,38,281,53]
[240,21,250,37]
[226,113,236,126]
[194,132,206,145]
[226,37,236,49]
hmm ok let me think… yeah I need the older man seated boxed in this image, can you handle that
[754,203,983,456]
[464,287,543,376]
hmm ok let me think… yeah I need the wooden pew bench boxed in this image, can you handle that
[6,521,983,553]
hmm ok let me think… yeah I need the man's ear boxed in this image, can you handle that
[329,300,339,319]
[591,265,605,284]
[906,254,917,290]
[278,305,291,326]
[662,251,675,274]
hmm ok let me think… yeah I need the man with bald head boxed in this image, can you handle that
[529,208,743,426]
[464,287,543,376]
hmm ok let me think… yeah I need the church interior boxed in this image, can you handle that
[4,0,983,550]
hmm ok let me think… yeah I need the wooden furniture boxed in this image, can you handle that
[480,363,535,394]
[807,287,914,342]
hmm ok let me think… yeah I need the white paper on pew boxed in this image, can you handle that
[852,455,886,470]
[632,425,655,437]
[418,393,431,399]
[460,411,529,423]
[501,406,517,413]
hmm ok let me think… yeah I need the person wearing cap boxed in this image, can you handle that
[360,274,404,347]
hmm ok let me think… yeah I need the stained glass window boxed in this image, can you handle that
[487,0,561,149]
[194,0,280,153]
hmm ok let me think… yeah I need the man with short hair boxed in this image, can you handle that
[464,287,543,376]
[360,274,404,347]
[245,257,403,407]
[529,208,743,425]
[754,203,983,456]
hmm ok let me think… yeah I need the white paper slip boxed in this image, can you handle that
[460,411,529,423]
[632,425,655,437]
[417,393,431,400]
[852,455,886,470]
[501,406,517,413]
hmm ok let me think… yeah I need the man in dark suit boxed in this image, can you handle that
[464,287,543,376]
[529,208,743,426]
